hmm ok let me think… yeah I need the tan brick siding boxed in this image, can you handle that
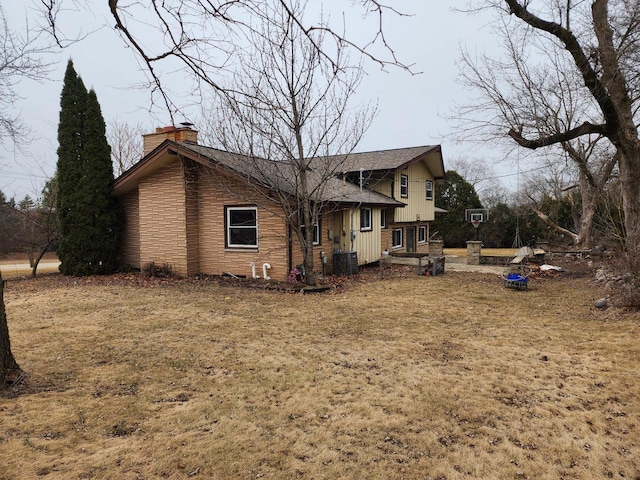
[117,190,140,268]
[381,227,392,253]
[139,161,189,275]
[197,167,290,280]
[184,162,200,276]
[386,222,431,255]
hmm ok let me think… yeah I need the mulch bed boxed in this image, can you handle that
[4,257,598,295]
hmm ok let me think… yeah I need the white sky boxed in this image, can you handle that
[1,1,522,201]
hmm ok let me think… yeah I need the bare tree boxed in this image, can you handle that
[0,5,50,149]
[207,0,375,286]
[39,1,413,120]
[456,0,639,264]
[107,118,145,176]
[446,156,502,205]
[517,137,616,246]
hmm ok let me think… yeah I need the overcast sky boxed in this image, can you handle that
[1,1,520,201]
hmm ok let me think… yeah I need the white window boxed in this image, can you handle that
[380,209,387,229]
[418,226,427,243]
[360,207,372,231]
[400,174,408,198]
[301,222,320,246]
[226,206,258,248]
[392,228,403,249]
[425,180,433,201]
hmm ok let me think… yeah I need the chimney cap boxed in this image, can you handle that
[180,122,194,128]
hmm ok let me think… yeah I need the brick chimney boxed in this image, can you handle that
[142,124,198,156]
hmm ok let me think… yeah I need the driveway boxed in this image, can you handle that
[0,262,61,276]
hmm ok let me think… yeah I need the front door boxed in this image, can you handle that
[406,227,416,252]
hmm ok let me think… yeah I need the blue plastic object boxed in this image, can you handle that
[507,273,527,282]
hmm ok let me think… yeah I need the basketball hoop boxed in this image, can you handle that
[465,209,487,241]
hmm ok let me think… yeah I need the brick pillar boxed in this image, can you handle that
[466,241,482,265]
[429,240,443,256]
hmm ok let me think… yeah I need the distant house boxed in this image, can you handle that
[111,126,446,280]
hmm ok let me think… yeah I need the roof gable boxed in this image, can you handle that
[309,145,446,181]
[112,140,404,207]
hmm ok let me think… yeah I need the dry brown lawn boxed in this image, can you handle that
[1,265,638,480]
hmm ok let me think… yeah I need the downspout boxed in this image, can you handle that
[350,168,365,252]
[287,223,293,274]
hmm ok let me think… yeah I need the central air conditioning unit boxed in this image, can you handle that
[333,251,358,276]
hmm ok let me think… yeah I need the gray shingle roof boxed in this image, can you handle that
[176,143,404,207]
[310,145,445,179]
[113,140,443,207]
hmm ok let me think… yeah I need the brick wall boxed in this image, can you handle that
[117,190,140,268]
[197,167,290,280]
[138,161,190,275]
[142,127,198,155]
[184,162,200,276]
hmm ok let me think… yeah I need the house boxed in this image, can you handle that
[111,126,446,280]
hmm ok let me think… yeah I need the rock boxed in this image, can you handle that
[595,298,608,309]
[595,268,607,283]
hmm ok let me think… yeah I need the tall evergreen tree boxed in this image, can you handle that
[56,60,119,275]
[80,90,119,273]
[56,60,87,274]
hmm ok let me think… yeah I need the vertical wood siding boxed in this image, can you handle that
[393,160,436,223]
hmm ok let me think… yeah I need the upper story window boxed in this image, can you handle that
[380,208,387,229]
[360,207,372,231]
[426,180,434,201]
[226,206,258,248]
[400,174,408,198]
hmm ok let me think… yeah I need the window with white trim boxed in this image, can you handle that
[360,207,372,231]
[425,180,433,200]
[400,174,408,198]
[418,226,427,243]
[392,228,403,249]
[226,206,258,248]
[380,209,387,229]
[301,222,320,246]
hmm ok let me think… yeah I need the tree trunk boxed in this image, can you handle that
[31,237,57,278]
[575,173,599,248]
[618,147,640,273]
[0,271,21,388]
[532,207,580,244]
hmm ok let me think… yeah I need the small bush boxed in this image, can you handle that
[142,262,173,278]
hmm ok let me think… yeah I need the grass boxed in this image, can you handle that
[1,265,639,479]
